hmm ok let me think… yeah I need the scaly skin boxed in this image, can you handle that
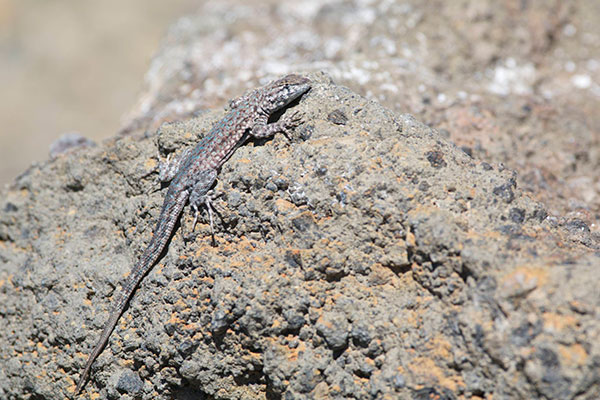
[75,75,311,393]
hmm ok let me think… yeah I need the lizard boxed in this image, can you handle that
[75,74,312,393]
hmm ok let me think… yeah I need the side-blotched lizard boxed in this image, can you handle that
[76,75,311,393]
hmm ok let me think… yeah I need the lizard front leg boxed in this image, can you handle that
[250,110,304,139]
[159,148,191,182]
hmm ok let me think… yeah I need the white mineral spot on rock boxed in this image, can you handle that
[565,61,576,73]
[563,24,577,37]
[572,74,592,89]
[488,59,536,96]
[587,59,599,71]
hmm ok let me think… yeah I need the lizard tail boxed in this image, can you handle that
[76,188,189,393]
[75,308,124,393]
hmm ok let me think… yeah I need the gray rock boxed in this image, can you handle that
[1,73,599,400]
[116,369,144,395]
[49,132,96,159]
[315,311,349,351]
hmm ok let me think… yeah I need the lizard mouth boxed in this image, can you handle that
[267,83,311,125]
[283,83,312,106]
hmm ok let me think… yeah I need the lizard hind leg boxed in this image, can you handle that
[191,191,219,234]
[189,169,219,241]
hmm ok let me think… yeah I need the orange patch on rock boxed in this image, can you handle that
[542,312,577,333]
[410,356,465,393]
[428,335,453,361]
[558,343,587,367]
[274,198,296,212]
[500,265,549,298]
[286,341,306,362]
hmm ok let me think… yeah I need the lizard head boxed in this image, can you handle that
[260,74,311,112]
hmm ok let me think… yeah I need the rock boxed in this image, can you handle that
[0,74,599,399]
[49,132,96,159]
[315,312,349,351]
[115,369,144,395]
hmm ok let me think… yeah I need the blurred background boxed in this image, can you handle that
[0,0,196,185]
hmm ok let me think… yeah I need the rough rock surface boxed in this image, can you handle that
[1,72,599,399]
